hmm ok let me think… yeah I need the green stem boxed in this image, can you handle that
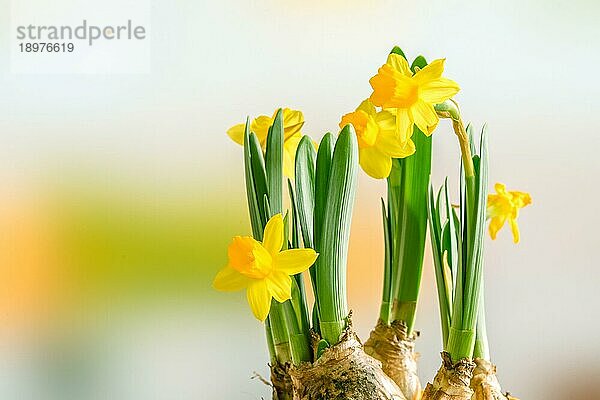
[282,301,312,365]
[379,197,393,325]
[390,128,432,334]
[473,282,490,360]
[269,301,292,364]
[446,327,476,361]
[265,317,277,365]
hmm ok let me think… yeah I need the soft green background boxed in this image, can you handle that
[0,1,598,399]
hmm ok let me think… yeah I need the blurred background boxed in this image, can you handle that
[1,1,599,399]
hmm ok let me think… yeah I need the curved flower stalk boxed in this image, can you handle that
[423,120,489,400]
[290,126,407,399]
[426,117,530,399]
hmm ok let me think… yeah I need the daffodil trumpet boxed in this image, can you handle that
[355,47,459,400]
[290,126,406,399]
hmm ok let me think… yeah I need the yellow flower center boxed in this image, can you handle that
[228,236,273,279]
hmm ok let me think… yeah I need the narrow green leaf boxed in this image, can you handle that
[265,109,284,215]
[314,133,335,248]
[248,133,269,226]
[295,136,317,249]
[380,198,393,323]
[316,126,358,345]
[427,181,451,347]
[243,122,263,240]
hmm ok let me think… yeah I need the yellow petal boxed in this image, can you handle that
[274,249,318,275]
[419,78,460,104]
[410,100,438,134]
[341,110,378,148]
[226,123,246,145]
[376,133,415,159]
[386,53,412,76]
[266,271,293,302]
[252,245,273,277]
[488,215,506,240]
[494,182,507,195]
[281,108,305,139]
[509,218,520,243]
[356,99,376,116]
[213,266,251,292]
[252,115,273,144]
[413,58,445,84]
[393,108,413,143]
[262,214,284,255]
[427,118,439,135]
[247,280,272,321]
[512,191,532,208]
[283,133,302,178]
[359,146,393,179]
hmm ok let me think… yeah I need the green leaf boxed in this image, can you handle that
[391,126,433,333]
[390,46,407,59]
[248,133,269,226]
[316,339,329,359]
[243,122,264,240]
[316,126,358,345]
[427,181,451,347]
[314,133,335,248]
[380,198,393,324]
[294,135,318,310]
[295,136,317,249]
[265,109,284,216]
[411,55,428,72]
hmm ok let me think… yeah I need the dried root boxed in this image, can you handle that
[364,320,421,400]
[470,359,518,400]
[422,352,475,400]
[289,323,406,400]
[271,362,293,400]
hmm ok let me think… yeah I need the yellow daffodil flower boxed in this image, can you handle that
[340,99,415,179]
[227,108,304,177]
[213,214,318,321]
[369,53,460,142]
[487,183,532,243]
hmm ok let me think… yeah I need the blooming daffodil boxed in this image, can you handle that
[369,53,460,142]
[213,214,318,321]
[227,108,304,177]
[340,99,415,179]
[487,183,532,243]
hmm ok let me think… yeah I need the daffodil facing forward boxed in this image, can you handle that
[340,99,415,179]
[369,53,460,141]
[227,108,304,177]
[487,183,532,243]
[213,214,318,321]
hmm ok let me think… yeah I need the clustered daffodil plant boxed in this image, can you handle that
[214,46,531,400]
